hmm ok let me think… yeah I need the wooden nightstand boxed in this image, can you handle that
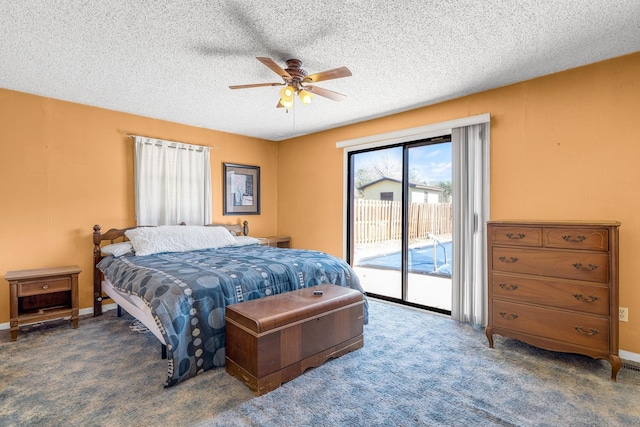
[6,265,81,341]
[258,236,291,248]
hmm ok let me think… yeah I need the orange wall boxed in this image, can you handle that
[0,90,278,320]
[278,52,640,354]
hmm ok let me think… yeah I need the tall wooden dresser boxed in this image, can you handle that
[486,220,621,380]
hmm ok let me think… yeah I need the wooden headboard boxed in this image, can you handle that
[92,221,249,316]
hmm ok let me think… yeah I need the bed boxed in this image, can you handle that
[92,222,367,387]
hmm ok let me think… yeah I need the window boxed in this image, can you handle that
[134,136,212,226]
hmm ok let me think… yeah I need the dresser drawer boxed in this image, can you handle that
[492,273,609,315]
[492,247,609,283]
[489,226,542,247]
[493,300,609,352]
[544,228,609,251]
[18,277,71,296]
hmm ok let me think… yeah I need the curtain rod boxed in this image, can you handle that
[124,132,216,150]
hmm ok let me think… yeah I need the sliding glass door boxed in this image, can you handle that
[350,146,404,299]
[348,137,452,313]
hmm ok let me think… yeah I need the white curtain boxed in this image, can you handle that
[451,123,490,325]
[134,136,212,226]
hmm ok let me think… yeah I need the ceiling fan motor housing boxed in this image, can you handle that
[284,59,307,88]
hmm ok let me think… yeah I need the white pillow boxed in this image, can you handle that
[233,236,261,246]
[101,242,134,257]
[125,226,237,256]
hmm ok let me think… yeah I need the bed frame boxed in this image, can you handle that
[92,221,250,316]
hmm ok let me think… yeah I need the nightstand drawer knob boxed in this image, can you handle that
[42,284,49,290]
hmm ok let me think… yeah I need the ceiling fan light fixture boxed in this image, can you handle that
[298,89,313,105]
[280,98,293,109]
[280,85,295,100]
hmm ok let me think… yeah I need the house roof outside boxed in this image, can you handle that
[1,1,639,141]
[358,177,444,193]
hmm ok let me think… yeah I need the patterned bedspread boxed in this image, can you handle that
[98,244,368,386]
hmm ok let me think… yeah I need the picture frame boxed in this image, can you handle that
[223,163,260,215]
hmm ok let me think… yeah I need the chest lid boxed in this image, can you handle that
[225,284,364,334]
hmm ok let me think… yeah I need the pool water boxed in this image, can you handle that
[356,241,452,277]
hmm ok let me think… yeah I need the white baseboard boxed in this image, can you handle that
[78,303,118,315]
[620,350,640,364]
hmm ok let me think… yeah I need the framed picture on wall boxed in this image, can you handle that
[223,163,260,215]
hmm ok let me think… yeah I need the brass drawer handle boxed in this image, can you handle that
[499,283,519,291]
[562,234,586,243]
[498,256,519,263]
[573,294,599,303]
[42,284,49,290]
[574,326,599,336]
[572,263,598,271]
[499,312,518,320]
[505,233,526,240]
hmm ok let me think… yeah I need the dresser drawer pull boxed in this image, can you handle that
[499,312,519,320]
[574,326,599,336]
[498,283,519,291]
[498,256,519,263]
[573,294,599,303]
[562,234,586,243]
[572,263,598,271]
[42,284,49,290]
[505,233,526,240]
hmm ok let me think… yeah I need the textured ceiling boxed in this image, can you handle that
[1,1,639,141]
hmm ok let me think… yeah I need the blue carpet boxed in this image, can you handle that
[207,300,640,426]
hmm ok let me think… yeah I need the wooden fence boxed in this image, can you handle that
[354,199,452,244]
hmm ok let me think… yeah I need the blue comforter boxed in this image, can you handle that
[98,244,367,386]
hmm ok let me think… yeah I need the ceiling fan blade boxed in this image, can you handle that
[304,85,347,102]
[229,82,284,89]
[257,57,292,80]
[276,100,284,108]
[303,66,352,83]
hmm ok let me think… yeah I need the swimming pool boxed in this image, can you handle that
[356,241,452,277]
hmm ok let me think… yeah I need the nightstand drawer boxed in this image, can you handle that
[18,277,71,296]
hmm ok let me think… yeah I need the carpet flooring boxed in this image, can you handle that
[1,299,638,426]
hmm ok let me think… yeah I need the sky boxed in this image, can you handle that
[353,142,452,184]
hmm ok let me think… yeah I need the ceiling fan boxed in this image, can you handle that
[229,57,352,108]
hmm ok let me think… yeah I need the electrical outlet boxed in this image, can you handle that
[619,307,629,322]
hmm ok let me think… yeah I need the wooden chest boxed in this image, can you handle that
[225,284,365,395]
[486,220,621,380]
